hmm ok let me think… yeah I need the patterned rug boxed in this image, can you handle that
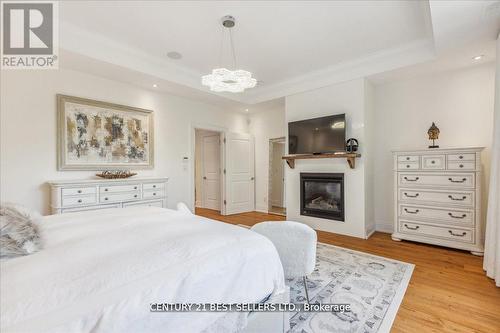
[287,243,414,333]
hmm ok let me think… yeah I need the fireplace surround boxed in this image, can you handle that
[300,173,345,221]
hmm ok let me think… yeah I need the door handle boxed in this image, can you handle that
[203,176,207,180]
[250,177,254,181]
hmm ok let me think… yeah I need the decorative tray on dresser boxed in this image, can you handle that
[48,177,168,214]
[392,148,484,255]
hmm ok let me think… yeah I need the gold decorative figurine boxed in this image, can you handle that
[427,122,440,148]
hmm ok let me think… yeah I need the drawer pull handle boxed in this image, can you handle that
[104,188,108,192]
[404,224,420,230]
[406,157,410,161]
[404,177,419,182]
[459,156,463,159]
[134,186,137,190]
[104,197,109,201]
[448,195,467,201]
[77,190,82,193]
[448,230,467,237]
[448,178,466,183]
[406,164,411,168]
[77,199,82,203]
[431,160,436,164]
[448,213,466,219]
[134,195,138,198]
[153,185,156,188]
[404,208,419,214]
[404,192,419,198]
[153,192,156,196]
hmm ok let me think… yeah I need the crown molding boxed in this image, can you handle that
[59,21,247,104]
[60,21,436,105]
[239,38,436,104]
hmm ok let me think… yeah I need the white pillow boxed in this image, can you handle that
[0,203,41,259]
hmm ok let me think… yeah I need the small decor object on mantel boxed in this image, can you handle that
[345,138,359,153]
[96,170,137,179]
[427,122,440,148]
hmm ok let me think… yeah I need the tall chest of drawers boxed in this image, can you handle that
[48,177,168,214]
[392,148,484,255]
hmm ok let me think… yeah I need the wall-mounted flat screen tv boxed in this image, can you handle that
[288,114,346,154]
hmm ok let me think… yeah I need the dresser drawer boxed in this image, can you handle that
[100,184,140,194]
[399,189,474,207]
[399,221,473,243]
[447,161,475,170]
[447,153,475,161]
[399,204,473,226]
[123,200,163,208]
[421,155,445,170]
[100,192,140,203]
[398,162,419,170]
[62,204,120,213]
[62,187,96,196]
[143,183,165,191]
[397,155,419,163]
[143,190,163,199]
[62,195,96,207]
[399,173,475,188]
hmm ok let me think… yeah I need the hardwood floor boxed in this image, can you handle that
[195,208,500,333]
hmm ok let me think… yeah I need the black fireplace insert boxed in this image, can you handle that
[300,173,344,221]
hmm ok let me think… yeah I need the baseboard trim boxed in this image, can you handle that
[255,206,268,214]
[365,228,376,239]
[376,222,393,234]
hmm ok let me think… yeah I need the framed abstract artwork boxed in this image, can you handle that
[57,94,154,170]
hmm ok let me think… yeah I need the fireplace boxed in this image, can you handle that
[300,173,344,221]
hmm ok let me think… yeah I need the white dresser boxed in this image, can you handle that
[48,177,168,214]
[392,148,484,255]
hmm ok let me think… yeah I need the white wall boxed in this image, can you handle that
[285,78,371,238]
[364,80,376,236]
[372,63,496,232]
[0,69,248,215]
[248,108,286,212]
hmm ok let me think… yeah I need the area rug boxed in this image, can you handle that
[287,242,414,333]
[236,225,414,332]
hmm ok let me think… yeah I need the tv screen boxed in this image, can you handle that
[288,114,346,154]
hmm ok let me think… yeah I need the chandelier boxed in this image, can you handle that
[202,16,257,93]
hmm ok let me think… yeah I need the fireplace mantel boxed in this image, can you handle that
[282,152,361,169]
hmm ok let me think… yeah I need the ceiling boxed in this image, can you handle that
[58,1,500,109]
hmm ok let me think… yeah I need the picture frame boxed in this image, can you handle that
[57,94,154,170]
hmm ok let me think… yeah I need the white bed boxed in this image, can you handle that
[0,206,286,333]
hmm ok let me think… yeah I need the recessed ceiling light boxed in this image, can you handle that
[152,84,158,88]
[472,55,484,61]
[245,109,249,112]
[167,51,182,60]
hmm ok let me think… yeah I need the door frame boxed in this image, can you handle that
[268,137,286,215]
[190,123,226,215]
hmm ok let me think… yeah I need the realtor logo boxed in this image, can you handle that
[1,1,58,69]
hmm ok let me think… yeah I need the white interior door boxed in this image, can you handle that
[202,134,221,210]
[224,132,255,215]
[271,142,285,207]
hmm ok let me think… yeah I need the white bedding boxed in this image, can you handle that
[0,207,285,333]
